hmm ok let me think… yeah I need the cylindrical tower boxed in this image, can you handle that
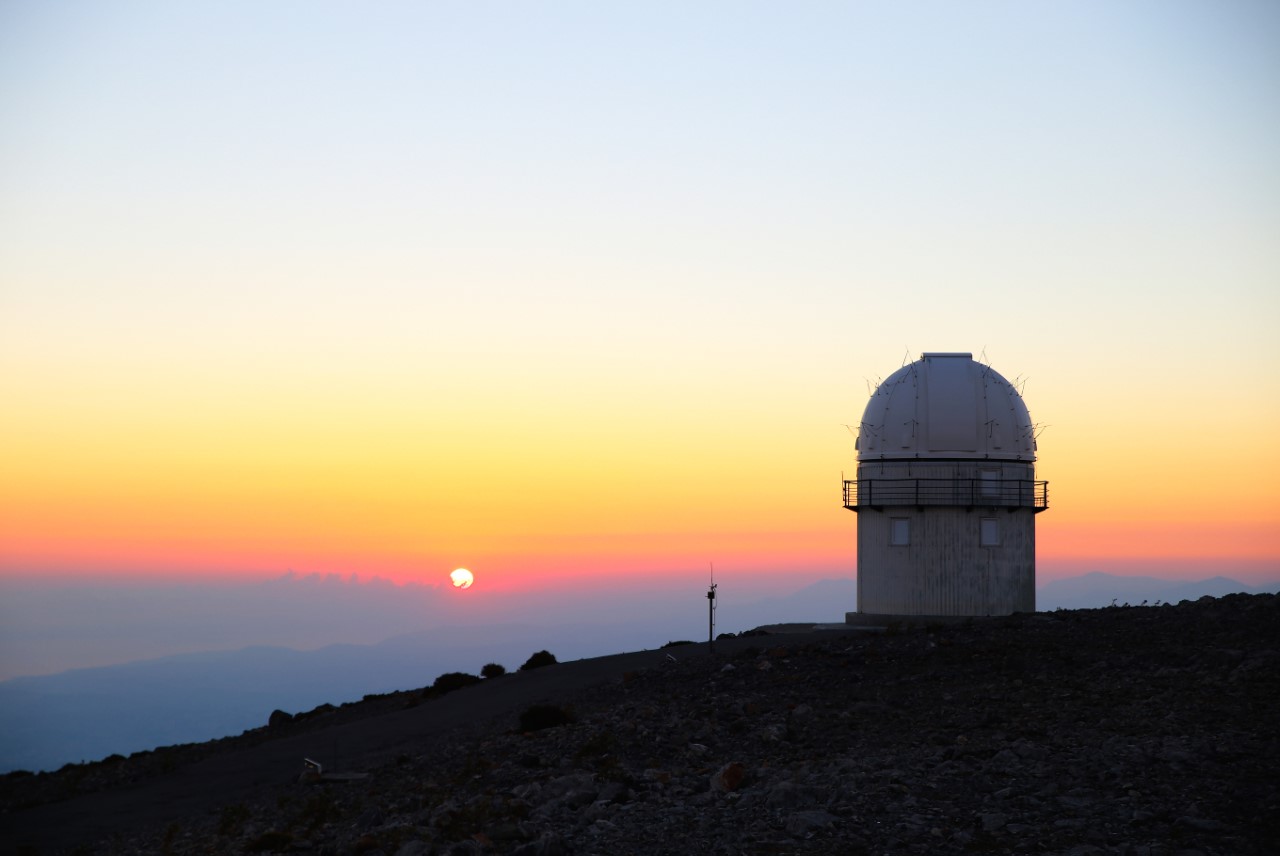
[844,353,1048,617]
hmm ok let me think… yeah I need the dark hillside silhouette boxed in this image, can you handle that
[2,594,1276,855]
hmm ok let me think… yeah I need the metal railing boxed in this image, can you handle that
[843,478,1048,511]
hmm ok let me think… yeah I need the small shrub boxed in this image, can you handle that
[662,640,695,648]
[295,703,335,722]
[519,650,558,671]
[481,662,507,679]
[519,704,574,732]
[267,709,293,728]
[425,671,482,697]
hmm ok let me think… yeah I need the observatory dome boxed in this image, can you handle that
[856,353,1036,462]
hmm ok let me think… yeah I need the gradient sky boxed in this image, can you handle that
[2,1,1278,599]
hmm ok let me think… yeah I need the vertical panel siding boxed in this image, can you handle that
[857,507,1035,616]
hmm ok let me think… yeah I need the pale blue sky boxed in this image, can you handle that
[4,3,1276,356]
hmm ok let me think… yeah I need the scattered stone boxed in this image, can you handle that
[394,843,428,856]
[711,761,747,793]
[7,593,1278,855]
[785,809,838,837]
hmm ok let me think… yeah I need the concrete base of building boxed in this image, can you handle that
[844,611,992,628]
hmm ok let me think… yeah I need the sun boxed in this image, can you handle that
[449,568,474,589]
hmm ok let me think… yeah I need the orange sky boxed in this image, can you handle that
[2,338,1278,588]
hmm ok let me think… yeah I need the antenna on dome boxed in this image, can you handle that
[901,347,912,367]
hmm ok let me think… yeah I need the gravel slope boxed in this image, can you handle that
[3,594,1276,855]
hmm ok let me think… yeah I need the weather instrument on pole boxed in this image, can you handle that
[707,563,717,653]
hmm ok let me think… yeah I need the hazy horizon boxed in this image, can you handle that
[2,569,1276,774]
[3,562,1276,683]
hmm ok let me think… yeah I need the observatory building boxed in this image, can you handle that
[844,353,1048,619]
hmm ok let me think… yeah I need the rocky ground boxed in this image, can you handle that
[4,593,1277,855]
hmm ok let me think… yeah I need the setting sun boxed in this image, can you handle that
[449,568,474,590]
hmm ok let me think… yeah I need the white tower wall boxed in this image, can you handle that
[856,506,1036,615]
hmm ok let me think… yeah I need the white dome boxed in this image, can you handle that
[856,353,1036,461]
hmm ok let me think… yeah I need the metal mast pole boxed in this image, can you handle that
[707,563,717,654]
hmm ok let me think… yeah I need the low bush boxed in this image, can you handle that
[480,662,506,679]
[519,650,557,671]
[425,672,481,697]
[294,703,336,722]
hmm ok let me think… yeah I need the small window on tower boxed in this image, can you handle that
[890,518,910,546]
[980,517,1000,546]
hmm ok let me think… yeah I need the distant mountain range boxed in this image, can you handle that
[723,573,1279,620]
[2,573,1274,773]
[1036,572,1279,611]
[0,621,674,774]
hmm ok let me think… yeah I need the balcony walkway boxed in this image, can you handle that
[843,478,1048,512]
